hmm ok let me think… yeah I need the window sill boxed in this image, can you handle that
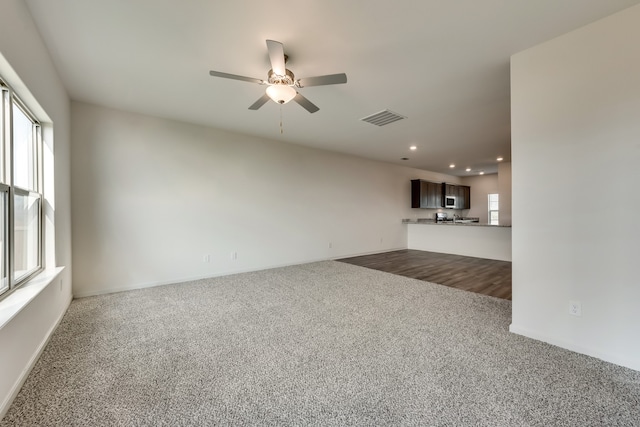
[0,266,65,329]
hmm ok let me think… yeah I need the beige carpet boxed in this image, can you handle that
[2,261,639,426]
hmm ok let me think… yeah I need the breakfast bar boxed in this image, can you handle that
[403,219,512,261]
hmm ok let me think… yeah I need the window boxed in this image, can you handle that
[14,191,41,281]
[0,79,43,299]
[12,102,39,191]
[488,193,499,225]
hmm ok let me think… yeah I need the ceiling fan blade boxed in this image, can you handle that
[209,70,264,85]
[266,40,286,76]
[248,93,271,110]
[293,93,319,113]
[297,73,347,88]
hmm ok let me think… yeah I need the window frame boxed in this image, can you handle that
[0,184,8,295]
[0,77,44,300]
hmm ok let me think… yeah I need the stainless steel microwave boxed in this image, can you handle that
[444,196,456,208]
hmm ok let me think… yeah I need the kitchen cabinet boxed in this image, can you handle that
[446,184,470,209]
[444,184,456,198]
[458,185,471,209]
[411,180,443,209]
[426,181,442,208]
[413,180,470,209]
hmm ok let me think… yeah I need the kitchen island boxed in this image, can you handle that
[403,219,512,261]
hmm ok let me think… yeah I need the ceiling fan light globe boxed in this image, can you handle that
[266,84,296,104]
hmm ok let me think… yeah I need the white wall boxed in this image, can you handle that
[510,4,640,371]
[497,162,512,226]
[0,0,72,417]
[461,173,498,224]
[71,102,460,297]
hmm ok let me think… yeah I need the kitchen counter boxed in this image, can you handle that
[404,219,512,261]
[402,219,511,228]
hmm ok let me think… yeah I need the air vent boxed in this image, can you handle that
[360,109,407,126]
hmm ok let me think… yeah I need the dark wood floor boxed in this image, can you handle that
[337,249,512,300]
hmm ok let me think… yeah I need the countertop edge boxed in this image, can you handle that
[402,220,511,228]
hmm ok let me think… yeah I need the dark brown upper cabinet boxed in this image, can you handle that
[458,185,471,209]
[411,180,442,209]
[412,180,470,209]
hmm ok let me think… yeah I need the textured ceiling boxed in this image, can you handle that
[25,0,640,175]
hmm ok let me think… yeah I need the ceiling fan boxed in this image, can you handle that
[209,40,347,113]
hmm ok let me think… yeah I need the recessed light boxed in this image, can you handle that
[479,171,485,175]
[497,157,504,162]
[449,164,455,168]
[409,145,417,151]
[465,168,471,172]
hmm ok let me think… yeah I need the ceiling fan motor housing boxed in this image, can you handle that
[268,69,295,86]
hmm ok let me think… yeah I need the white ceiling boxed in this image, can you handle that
[25,0,640,175]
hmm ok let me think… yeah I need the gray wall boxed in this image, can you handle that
[0,0,72,416]
[461,173,499,224]
[70,102,461,297]
[510,4,640,370]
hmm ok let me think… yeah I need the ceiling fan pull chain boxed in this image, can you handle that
[280,105,284,134]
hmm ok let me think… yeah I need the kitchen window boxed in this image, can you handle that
[0,78,43,299]
[488,193,499,225]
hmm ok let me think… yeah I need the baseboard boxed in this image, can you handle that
[0,293,73,420]
[73,247,407,298]
[509,323,640,372]
[73,261,324,299]
[73,249,407,299]
[330,246,407,260]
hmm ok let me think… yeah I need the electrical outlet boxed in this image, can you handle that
[569,300,582,316]
[203,254,211,263]
[380,237,384,244]
[231,252,237,260]
[328,242,332,249]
